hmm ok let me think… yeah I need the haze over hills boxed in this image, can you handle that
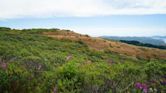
[101,36,166,46]
[152,36,166,43]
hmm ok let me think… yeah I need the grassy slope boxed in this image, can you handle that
[0,28,166,93]
[43,31,166,60]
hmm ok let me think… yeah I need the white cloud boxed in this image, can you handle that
[0,0,166,19]
[72,27,166,36]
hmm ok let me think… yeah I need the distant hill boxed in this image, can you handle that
[101,36,166,45]
[119,40,166,50]
[152,36,166,43]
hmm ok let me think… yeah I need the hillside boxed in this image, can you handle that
[43,31,166,60]
[0,27,166,93]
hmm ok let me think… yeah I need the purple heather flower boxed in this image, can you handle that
[135,82,143,89]
[142,84,148,93]
[143,88,148,93]
[160,80,166,85]
[53,86,57,93]
[135,82,148,93]
[142,84,148,89]
[0,63,7,70]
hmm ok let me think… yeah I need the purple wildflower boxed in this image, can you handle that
[135,82,148,93]
[135,82,143,89]
[0,63,7,70]
[160,80,166,86]
[53,86,57,93]
[143,88,148,93]
[142,84,148,93]
[142,83,148,89]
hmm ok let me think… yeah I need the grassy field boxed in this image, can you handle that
[0,27,166,93]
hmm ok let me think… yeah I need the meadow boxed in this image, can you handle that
[0,27,166,93]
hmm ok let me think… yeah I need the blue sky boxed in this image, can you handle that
[0,0,166,36]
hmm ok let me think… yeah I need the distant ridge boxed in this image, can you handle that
[101,36,166,45]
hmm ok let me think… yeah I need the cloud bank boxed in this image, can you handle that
[0,0,166,19]
[72,27,166,36]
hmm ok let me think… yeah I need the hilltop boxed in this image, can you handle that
[0,27,166,93]
[43,30,166,60]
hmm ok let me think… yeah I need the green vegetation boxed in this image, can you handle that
[0,27,166,93]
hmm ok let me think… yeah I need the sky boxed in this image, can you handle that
[0,0,166,36]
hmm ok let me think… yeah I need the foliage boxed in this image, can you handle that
[0,27,165,93]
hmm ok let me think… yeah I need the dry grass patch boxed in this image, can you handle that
[43,31,166,60]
